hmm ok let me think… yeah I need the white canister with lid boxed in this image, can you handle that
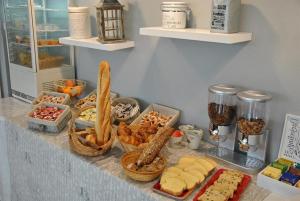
[161,2,191,29]
[68,7,91,39]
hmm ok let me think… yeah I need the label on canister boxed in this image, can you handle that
[162,11,187,29]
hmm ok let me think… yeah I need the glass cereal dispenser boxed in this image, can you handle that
[237,90,272,152]
[208,84,239,142]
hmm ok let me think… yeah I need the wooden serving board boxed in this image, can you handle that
[193,169,251,201]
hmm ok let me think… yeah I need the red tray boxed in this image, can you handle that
[153,182,195,200]
[193,169,251,201]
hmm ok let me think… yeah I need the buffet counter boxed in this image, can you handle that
[0,98,270,201]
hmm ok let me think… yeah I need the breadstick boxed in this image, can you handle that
[95,61,111,145]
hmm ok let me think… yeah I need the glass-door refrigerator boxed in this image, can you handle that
[3,0,74,102]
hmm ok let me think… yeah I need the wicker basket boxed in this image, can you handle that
[121,151,166,182]
[42,79,86,97]
[27,103,72,133]
[69,117,116,157]
[112,97,140,124]
[32,91,71,106]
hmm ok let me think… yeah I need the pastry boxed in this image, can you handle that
[36,94,65,104]
[137,127,173,167]
[95,61,111,145]
[262,166,282,179]
[296,181,300,188]
[279,172,300,185]
[140,111,171,128]
[117,122,158,146]
[30,106,64,121]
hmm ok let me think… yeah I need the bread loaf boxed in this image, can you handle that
[95,61,111,145]
[137,127,173,167]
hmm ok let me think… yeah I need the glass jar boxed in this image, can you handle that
[208,84,239,126]
[161,2,191,29]
[237,90,272,135]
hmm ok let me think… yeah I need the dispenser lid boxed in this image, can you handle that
[237,90,272,103]
[278,114,300,163]
[208,84,239,95]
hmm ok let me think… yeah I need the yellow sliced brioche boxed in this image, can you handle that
[196,158,215,172]
[167,166,185,175]
[176,162,192,170]
[201,157,218,168]
[178,171,198,190]
[161,177,186,196]
[185,169,205,184]
[178,155,197,164]
[184,163,209,176]
[160,171,178,184]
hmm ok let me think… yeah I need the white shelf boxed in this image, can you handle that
[140,27,252,44]
[59,37,135,51]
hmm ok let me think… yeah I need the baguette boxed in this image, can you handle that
[95,61,111,145]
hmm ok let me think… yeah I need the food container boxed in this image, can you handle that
[257,114,300,198]
[208,84,239,126]
[161,2,191,29]
[210,0,241,33]
[237,90,272,136]
[131,103,180,128]
[27,103,72,133]
[75,105,96,129]
[75,90,118,109]
[32,91,71,106]
[111,97,140,124]
[68,7,91,39]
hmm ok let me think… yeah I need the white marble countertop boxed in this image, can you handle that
[0,98,271,201]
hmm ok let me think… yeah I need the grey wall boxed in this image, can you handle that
[74,0,300,161]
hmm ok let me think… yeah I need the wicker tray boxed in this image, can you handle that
[32,91,71,105]
[42,79,86,97]
[27,103,72,133]
[69,116,116,157]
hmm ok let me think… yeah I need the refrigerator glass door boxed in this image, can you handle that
[32,0,72,71]
[4,0,36,70]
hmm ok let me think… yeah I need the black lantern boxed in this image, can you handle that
[96,0,125,43]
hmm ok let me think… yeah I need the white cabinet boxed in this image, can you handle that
[3,0,74,102]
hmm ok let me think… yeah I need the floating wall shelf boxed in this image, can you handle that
[59,37,135,51]
[140,27,252,44]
